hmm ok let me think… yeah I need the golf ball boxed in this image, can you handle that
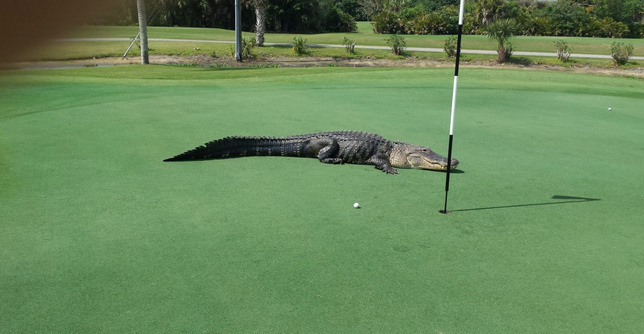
[353,202,360,208]
[608,107,612,111]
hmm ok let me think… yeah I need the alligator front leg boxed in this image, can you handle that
[370,156,398,174]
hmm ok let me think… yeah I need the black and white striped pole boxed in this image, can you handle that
[440,0,465,214]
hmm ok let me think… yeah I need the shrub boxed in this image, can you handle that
[554,39,572,62]
[292,37,308,55]
[632,23,644,38]
[587,17,630,38]
[386,34,407,56]
[444,36,457,58]
[324,5,357,33]
[486,19,520,63]
[337,9,358,33]
[372,11,404,34]
[229,38,256,59]
[611,42,634,66]
[371,5,458,35]
[241,37,256,59]
[342,37,356,54]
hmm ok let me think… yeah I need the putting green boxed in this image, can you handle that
[1,66,643,333]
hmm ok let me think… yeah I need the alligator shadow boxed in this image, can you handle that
[428,169,465,174]
[451,195,600,212]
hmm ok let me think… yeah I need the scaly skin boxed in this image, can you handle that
[164,131,459,174]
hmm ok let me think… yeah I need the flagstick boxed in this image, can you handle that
[440,0,465,214]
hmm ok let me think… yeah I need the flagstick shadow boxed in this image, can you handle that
[451,195,601,212]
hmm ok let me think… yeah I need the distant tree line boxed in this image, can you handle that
[372,0,644,38]
[94,0,357,33]
[94,0,643,38]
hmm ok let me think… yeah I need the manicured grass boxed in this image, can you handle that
[1,66,643,333]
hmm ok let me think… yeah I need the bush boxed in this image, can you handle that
[386,34,407,56]
[554,39,572,62]
[371,5,458,35]
[372,11,404,34]
[631,23,644,38]
[230,38,257,59]
[292,37,308,55]
[324,6,357,33]
[587,17,630,38]
[444,36,457,58]
[486,19,520,63]
[611,42,634,66]
[342,37,356,54]
[241,37,256,59]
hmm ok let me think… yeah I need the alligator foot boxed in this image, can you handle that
[382,166,399,175]
[375,164,398,174]
[320,158,343,164]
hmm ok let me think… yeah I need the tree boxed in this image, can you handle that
[595,0,644,26]
[358,0,386,19]
[544,0,590,36]
[411,0,457,11]
[136,0,149,64]
[472,0,520,27]
[486,18,520,63]
[337,0,369,21]
[253,0,267,46]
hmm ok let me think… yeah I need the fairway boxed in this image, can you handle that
[1,66,643,333]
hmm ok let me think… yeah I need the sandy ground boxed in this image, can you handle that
[6,54,644,78]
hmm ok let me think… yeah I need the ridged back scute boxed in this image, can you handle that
[164,135,314,161]
[164,131,394,162]
[327,131,392,164]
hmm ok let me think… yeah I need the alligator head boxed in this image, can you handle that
[390,142,459,171]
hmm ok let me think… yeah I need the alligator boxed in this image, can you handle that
[163,131,459,175]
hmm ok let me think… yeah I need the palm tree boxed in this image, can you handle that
[486,18,520,63]
[254,0,267,46]
[136,0,148,64]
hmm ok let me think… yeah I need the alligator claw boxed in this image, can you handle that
[321,158,343,164]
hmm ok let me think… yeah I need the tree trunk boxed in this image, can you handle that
[136,0,149,64]
[254,0,266,46]
[497,45,506,63]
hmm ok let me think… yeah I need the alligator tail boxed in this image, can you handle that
[163,136,310,162]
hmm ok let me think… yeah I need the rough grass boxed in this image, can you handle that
[25,24,643,66]
[67,24,644,55]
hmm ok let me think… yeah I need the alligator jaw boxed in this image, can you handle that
[421,158,459,171]
[408,153,459,171]
[391,143,459,172]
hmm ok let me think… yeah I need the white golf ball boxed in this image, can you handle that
[608,107,612,111]
[353,202,360,208]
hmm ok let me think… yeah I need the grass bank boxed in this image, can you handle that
[23,24,644,69]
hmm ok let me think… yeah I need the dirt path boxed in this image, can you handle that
[8,53,644,78]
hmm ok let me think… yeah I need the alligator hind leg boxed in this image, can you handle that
[312,138,344,164]
[319,147,343,164]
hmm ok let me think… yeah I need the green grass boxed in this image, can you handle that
[1,66,644,333]
[25,24,644,65]
[66,24,644,54]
